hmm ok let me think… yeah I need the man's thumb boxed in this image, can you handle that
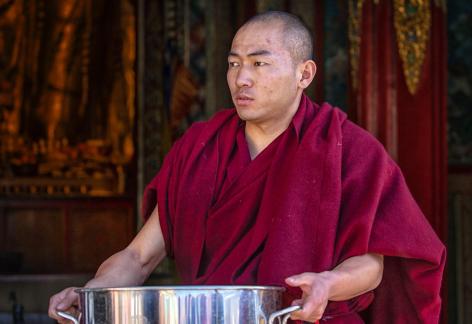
[285,273,312,286]
[285,275,300,286]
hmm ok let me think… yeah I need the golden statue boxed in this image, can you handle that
[0,0,135,196]
[37,1,86,147]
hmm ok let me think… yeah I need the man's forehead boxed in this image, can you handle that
[234,21,283,40]
[228,48,273,58]
[230,22,286,55]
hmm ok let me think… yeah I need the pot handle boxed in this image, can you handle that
[57,310,80,324]
[268,305,301,324]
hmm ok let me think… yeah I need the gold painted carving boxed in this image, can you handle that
[348,0,365,91]
[393,0,431,94]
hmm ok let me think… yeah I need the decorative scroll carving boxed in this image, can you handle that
[348,0,365,91]
[393,0,431,94]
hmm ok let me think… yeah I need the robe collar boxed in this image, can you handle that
[290,93,308,141]
[236,93,309,143]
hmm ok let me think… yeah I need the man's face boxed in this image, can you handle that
[227,22,301,126]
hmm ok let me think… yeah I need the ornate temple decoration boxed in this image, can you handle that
[0,0,136,197]
[393,0,431,94]
[348,0,365,91]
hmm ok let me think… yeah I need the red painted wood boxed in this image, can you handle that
[376,1,398,159]
[358,0,376,134]
[350,2,448,322]
[350,0,447,242]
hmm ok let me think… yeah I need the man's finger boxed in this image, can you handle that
[48,287,79,321]
[289,299,306,320]
[55,306,78,324]
[58,289,78,309]
[290,298,319,321]
[302,292,327,321]
[289,288,327,322]
[48,294,67,320]
[285,272,314,287]
[48,295,59,319]
[290,305,322,322]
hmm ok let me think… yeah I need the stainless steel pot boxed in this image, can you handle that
[57,286,301,324]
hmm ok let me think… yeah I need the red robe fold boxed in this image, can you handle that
[142,94,445,323]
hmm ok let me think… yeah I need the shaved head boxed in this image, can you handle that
[227,10,317,130]
[241,11,313,64]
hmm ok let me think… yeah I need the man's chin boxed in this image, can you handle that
[234,108,256,121]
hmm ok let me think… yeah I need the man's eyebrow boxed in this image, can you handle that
[228,50,272,57]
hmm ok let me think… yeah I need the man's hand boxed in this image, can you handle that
[285,272,331,322]
[285,253,384,322]
[48,287,79,323]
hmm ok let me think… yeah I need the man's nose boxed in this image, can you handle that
[235,67,253,88]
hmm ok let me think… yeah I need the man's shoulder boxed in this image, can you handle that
[311,100,383,149]
[309,99,391,161]
[176,108,237,145]
[339,117,395,172]
[299,97,387,156]
[341,119,386,154]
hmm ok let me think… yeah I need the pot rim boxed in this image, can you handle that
[75,285,286,293]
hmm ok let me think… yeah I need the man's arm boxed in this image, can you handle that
[285,253,384,322]
[48,204,166,322]
[87,204,167,288]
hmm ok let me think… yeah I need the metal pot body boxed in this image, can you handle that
[72,286,287,324]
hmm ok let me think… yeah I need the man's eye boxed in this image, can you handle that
[228,62,239,68]
[254,62,267,67]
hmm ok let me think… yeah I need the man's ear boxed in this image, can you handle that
[298,60,317,89]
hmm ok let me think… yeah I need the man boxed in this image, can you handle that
[49,11,445,323]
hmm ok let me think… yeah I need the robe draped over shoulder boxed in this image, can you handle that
[142,94,445,323]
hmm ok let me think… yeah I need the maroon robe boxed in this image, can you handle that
[143,94,445,323]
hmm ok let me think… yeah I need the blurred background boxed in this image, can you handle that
[0,0,469,323]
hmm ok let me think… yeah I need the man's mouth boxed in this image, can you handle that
[235,94,254,106]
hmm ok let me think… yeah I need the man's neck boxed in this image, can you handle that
[244,100,301,160]
[245,125,285,160]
